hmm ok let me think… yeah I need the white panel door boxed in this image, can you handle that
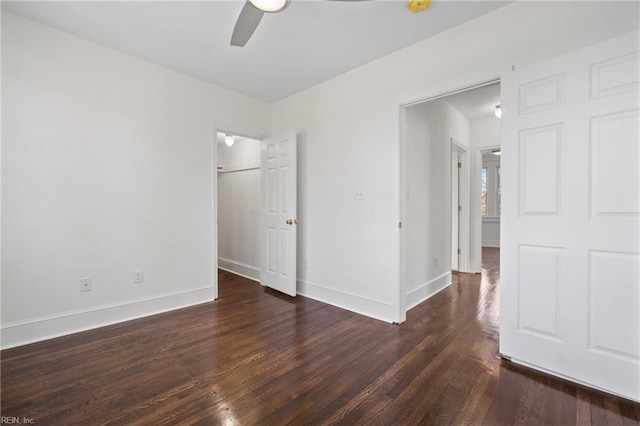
[260,131,297,296]
[501,31,640,401]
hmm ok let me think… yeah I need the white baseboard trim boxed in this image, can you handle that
[1,286,216,350]
[405,271,452,311]
[482,240,500,248]
[468,261,482,274]
[218,258,260,282]
[296,280,395,323]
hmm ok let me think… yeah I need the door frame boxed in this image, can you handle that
[395,74,504,323]
[451,139,470,273]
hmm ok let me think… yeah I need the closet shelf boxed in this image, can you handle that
[217,161,260,175]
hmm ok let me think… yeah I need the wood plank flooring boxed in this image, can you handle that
[2,248,639,424]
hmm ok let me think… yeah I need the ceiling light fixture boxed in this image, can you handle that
[249,0,286,13]
[494,105,502,119]
[407,0,431,13]
[225,134,235,147]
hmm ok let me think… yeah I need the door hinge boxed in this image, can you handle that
[457,162,462,169]
[457,248,462,255]
[398,222,402,229]
[458,205,462,212]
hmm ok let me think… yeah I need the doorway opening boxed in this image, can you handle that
[215,131,262,287]
[479,147,501,265]
[214,130,299,298]
[399,80,501,322]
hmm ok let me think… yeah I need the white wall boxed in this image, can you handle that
[271,1,639,322]
[1,12,271,348]
[470,116,502,265]
[217,136,261,280]
[405,100,469,309]
[482,221,500,248]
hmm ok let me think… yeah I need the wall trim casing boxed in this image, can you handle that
[218,258,260,282]
[0,286,216,349]
[297,279,395,323]
[405,271,452,311]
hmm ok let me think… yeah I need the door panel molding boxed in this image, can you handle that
[260,131,298,297]
[500,30,640,402]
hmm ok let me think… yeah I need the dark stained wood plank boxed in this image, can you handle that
[2,248,639,425]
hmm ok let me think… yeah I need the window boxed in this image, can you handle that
[497,166,501,216]
[482,153,501,218]
[481,167,487,216]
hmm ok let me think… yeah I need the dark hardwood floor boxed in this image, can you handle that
[2,248,639,424]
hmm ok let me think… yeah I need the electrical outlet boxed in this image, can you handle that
[133,269,143,284]
[354,191,365,200]
[80,277,92,292]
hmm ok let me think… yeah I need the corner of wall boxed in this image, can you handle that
[405,271,452,311]
[297,279,396,323]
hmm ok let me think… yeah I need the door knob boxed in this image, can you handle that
[286,219,298,225]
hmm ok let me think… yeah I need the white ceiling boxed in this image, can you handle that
[2,1,509,102]
[443,82,500,120]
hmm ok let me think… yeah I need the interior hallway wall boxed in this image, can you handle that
[404,100,469,309]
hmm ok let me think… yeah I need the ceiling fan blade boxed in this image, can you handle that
[230,3,264,47]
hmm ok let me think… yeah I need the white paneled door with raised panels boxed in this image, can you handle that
[500,31,639,402]
[260,131,297,297]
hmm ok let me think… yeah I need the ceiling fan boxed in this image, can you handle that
[230,0,431,47]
